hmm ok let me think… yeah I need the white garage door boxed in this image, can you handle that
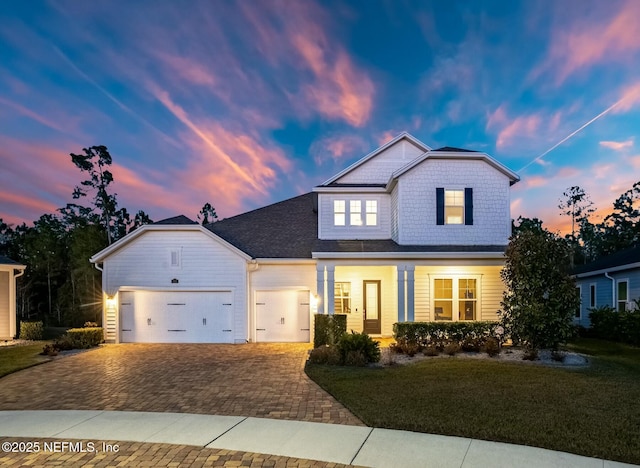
[255,290,310,342]
[119,291,234,343]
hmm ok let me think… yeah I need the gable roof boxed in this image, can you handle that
[390,149,520,187]
[573,245,640,277]
[154,215,197,225]
[321,132,431,186]
[206,193,318,259]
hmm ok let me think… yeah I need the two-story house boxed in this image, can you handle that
[90,132,520,343]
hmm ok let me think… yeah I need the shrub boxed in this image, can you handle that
[308,345,341,365]
[84,321,98,328]
[53,334,74,351]
[523,348,538,360]
[19,321,44,341]
[483,337,501,357]
[444,342,461,356]
[343,350,367,367]
[589,303,640,346]
[63,327,104,349]
[461,337,481,352]
[393,321,500,349]
[40,344,58,356]
[314,314,347,348]
[499,228,579,352]
[391,338,420,356]
[423,345,440,356]
[337,331,380,364]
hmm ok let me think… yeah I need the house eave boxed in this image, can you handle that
[312,251,506,260]
[312,186,389,194]
[574,262,640,278]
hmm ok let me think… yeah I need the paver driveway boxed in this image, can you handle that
[0,343,362,426]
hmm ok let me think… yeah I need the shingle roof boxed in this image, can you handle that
[573,245,640,275]
[154,215,197,225]
[433,146,479,153]
[313,240,506,253]
[0,255,22,265]
[206,193,318,258]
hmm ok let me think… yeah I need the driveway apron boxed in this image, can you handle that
[0,343,363,426]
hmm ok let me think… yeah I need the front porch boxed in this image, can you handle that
[315,260,506,337]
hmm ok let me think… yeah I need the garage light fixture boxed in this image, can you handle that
[106,296,116,309]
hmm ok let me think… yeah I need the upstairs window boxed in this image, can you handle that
[445,190,464,224]
[333,199,378,227]
[334,200,346,226]
[350,200,362,226]
[436,188,473,225]
[366,200,378,226]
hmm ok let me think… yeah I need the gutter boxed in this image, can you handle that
[604,272,615,309]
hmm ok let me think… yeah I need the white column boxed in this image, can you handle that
[316,265,325,315]
[397,265,405,322]
[406,265,415,322]
[326,265,335,315]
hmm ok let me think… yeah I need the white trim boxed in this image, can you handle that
[312,251,505,260]
[118,286,236,292]
[574,262,640,278]
[254,259,317,265]
[321,132,431,185]
[389,150,520,187]
[90,224,252,263]
[313,186,387,193]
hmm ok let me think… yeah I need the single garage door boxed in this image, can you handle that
[255,290,310,342]
[119,290,234,343]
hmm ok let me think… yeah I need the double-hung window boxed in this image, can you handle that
[334,200,346,226]
[436,188,473,225]
[617,280,628,312]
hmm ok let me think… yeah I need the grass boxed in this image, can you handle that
[306,338,640,465]
[0,343,51,378]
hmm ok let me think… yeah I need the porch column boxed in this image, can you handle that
[326,265,335,315]
[406,265,415,322]
[397,265,406,322]
[316,265,325,314]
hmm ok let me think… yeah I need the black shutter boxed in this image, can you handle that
[464,188,473,225]
[436,188,444,225]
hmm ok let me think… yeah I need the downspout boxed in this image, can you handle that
[14,268,25,279]
[247,260,259,343]
[604,272,615,308]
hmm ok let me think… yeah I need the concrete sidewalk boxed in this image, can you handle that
[0,410,636,468]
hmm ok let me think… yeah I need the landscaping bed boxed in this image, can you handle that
[306,338,640,465]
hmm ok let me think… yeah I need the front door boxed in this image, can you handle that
[363,280,381,334]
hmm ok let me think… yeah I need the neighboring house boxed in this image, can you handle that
[0,256,26,340]
[573,245,640,327]
[90,132,520,344]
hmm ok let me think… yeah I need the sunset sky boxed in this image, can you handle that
[1,0,639,234]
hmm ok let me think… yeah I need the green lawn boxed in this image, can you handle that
[0,343,51,378]
[306,338,640,465]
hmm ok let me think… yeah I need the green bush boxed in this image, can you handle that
[393,321,500,349]
[19,321,44,341]
[63,327,104,349]
[423,345,440,356]
[589,303,640,346]
[308,345,341,365]
[337,331,380,365]
[483,337,501,357]
[314,314,347,348]
[391,338,420,356]
[444,342,461,356]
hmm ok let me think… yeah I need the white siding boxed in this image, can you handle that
[0,271,10,339]
[334,266,396,336]
[414,265,505,321]
[103,230,247,343]
[390,185,400,242]
[318,193,391,240]
[397,159,511,245]
[336,140,425,184]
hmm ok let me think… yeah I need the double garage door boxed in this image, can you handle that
[120,290,233,343]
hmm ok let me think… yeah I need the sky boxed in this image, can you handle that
[1,0,639,234]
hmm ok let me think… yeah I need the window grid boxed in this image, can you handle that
[334,200,346,226]
[334,282,351,314]
[445,189,464,224]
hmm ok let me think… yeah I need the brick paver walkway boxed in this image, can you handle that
[0,437,357,467]
[0,343,362,425]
